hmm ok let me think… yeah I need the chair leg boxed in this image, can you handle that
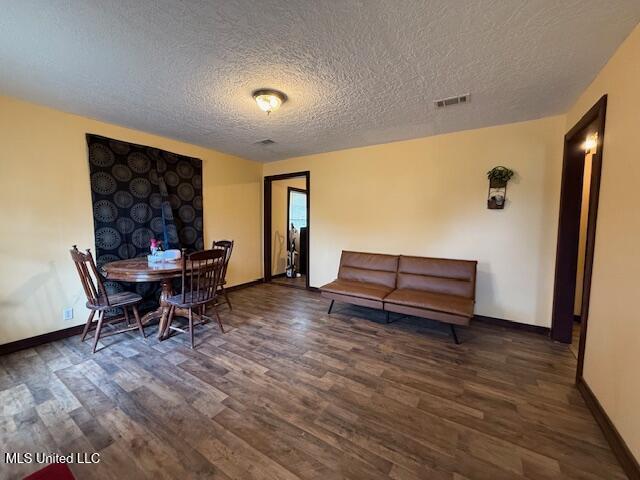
[450,324,460,344]
[188,308,195,349]
[164,306,175,339]
[224,289,232,311]
[213,306,225,334]
[92,311,105,354]
[123,306,131,327]
[327,300,334,314]
[81,310,96,342]
[132,305,146,339]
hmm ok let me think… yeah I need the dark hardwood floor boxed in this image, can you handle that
[271,274,307,289]
[0,284,626,479]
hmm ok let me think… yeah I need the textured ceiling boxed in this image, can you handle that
[1,1,639,162]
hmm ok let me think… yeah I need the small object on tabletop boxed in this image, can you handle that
[150,238,161,256]
[148,238,181,264]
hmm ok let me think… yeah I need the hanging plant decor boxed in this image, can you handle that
[486,166,514,209]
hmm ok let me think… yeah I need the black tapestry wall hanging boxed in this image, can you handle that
[87,134,203,309]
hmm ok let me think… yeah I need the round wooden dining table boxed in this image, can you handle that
[102,257,189,339]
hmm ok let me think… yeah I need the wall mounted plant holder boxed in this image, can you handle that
[487,166,514,209]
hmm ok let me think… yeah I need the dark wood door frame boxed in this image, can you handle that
[550,95,607,377]
[264,171,310,288]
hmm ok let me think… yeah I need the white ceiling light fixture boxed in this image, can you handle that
[253,89,287,115]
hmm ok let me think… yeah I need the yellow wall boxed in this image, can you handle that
[264,115,566,326]
[271,177,307,275]
[0,95,263,345]
[566,24,640,460]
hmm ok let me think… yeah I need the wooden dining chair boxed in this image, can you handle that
[164,248,226,348]
[212,239,234,310]
[70,246,146,353]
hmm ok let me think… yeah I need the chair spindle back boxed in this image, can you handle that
[180,248,225,305]
[212,240,234,284]
[70,245,110,307]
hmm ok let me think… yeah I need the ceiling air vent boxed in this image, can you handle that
[434,94,470,108]
[255,139,275,146]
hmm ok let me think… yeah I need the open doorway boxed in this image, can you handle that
[550,95,607,381]
[570,132,597,358]
[264,171,310,289]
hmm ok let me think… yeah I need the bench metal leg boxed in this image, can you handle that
[327,300,335,314]
[449,324,460,344]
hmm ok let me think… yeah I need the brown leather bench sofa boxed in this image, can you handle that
[319,251,477,343]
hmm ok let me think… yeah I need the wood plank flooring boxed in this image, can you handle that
[271,274,307,289]
[0,284,626,479]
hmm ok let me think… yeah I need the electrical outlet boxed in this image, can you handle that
[63,308,74,321]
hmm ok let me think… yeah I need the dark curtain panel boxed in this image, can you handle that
[87,134,203,309]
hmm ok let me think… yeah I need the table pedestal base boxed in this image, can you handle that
[141,278,190,339]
